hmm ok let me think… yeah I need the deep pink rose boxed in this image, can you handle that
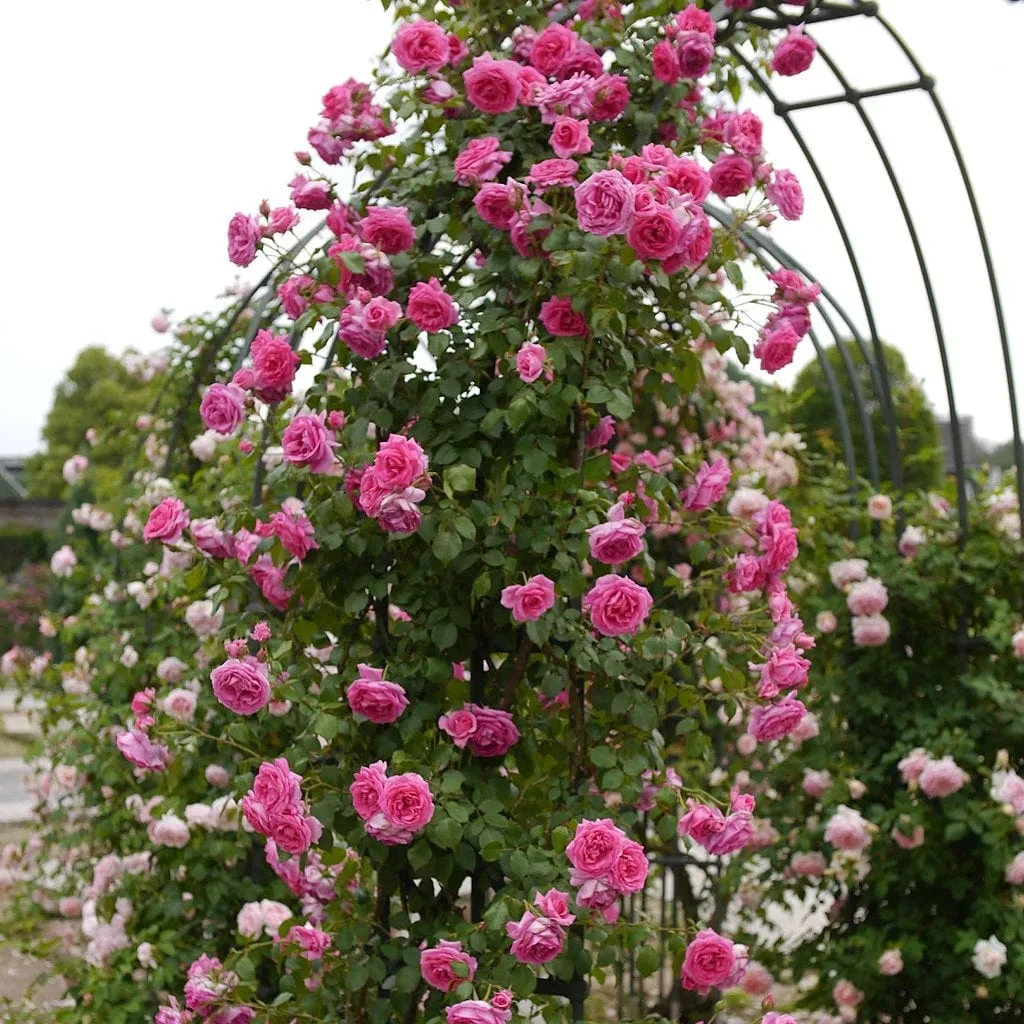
[439,707,479,748]
[446,1001,509,1024]
[652,40,681,84]
[243,758,303,833]
[463,55,521,115]
[466,705,520,757]
[339,294,402,360]
[282,414,337,474]
[583,574,653,636]
[772,27,817,77]
[677,31,715,79]
[373,434,429,490]
[228,213,261,266]
[627,203,685,261]
[350,761,388,820]
[754,321,801,374]
[575,170,635,236]
[393,19,449,74]
[709,153,754,198]
[750,644,810,699]
[250,330,300,403]
[286,924,332,961]
[474,181,523,230]
[506,912,565,965]
[361,206,415,254]
[265,508,318,561]
[454,137,513,185]
[549,117,592,159]
[539,296,587,337]
[379,772,434,832]
[608,840,649,892]
[516,342,547,383]
[200,383,246,436]
[681,929,740,993]
[190,518,235,559]
[211,656,271,716]
[530,22,578,77]
[678,801,726,846]
[590,73,630,121]
[346,664,409,724]
[767,169,804,220]
[723,111,763,156]
[270,809,317,854]
[500,574,556,622]
[683,457,732,510]
[116,728,169,771]
[566,818,625,879]
[407,277,459,333]
[586,515,645,565]
[748,697,807,741]
[289,174,332,210]
[249,555,291,611]
[144,497,190,545]
[421,940,478,992]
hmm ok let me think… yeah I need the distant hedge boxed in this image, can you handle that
[0,525,49,575]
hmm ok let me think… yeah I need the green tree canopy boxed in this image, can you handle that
[26,346,156,501]
[788,340,943,493]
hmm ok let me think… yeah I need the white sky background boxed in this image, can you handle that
[1,0,1021,455]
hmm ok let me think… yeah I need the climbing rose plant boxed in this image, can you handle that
[1,2,833,1022]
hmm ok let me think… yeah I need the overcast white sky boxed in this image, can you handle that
[2,0,1021,455]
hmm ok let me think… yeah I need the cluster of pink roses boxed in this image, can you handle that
[242,758,322,855]
[164,953,253,1024]
[350,762,434,845]
[898,748,969,799]
[678,787,756,855]
[306,78,391,166]
[233,329,301,405]
[828,555,892,648]
[682,455,732,511]
[681,927,748,995]
[352,433,431,534]
[346,664,409,724]
[505,888,575,965]
[445,992,514,1024]
[753,268,820,374]
[439,703,520,757]
[565,818,649,922]
[227,203,299,268]
[653,4,717,84]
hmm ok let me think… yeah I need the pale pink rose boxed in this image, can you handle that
[260,899,292,936]
[500,574,556,622]
[681,929,741,993]
[62,453,89,484]
[148,813,190,848]
[789,851,826,877]
[420,940,478,991]
[846,577,888,616]
[163,688,197,722]
[205,764,231,788]
[200,383,247,436]
[346,664,409,724]
[833,979,863,1008]
[772,27,817,77]
[282,414,337,474]
[506,912,565,965]
[463,55,521,115]
[50,545,77,577]
[211,657,271,716]
[1003,852,1024,885]
[740,962,773,995]
[156,657,187,683]
[899,524,926,558]
[991,770,1024,813]
[848,779,867,799]
[583,574,653,636]
[815,611,837,634]
[878,948,904,975]
[891,824,925,850]
[898,747,930,784]
[918,756,968,798]
[867,493,893,520]
[574,170,635,236]
[535,888,575,926]
[454,137,512,185]
[566,818,625,879]
[190,519,235,559]
[802,769,832,798]
[445,1000,509,1024]
[144,497,190,545]
[824,805,873,851]
[516,342,547,383]
[236,902,265,939]
[828,558,869,589]
[852,614,890,647]
[1011,628,1024,659]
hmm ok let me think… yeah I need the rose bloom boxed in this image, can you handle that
[802,769,832,798]
[627,203,684,262]
[828,558,869,589]
[379,772,435,833]
[463,55,521,115]
[516,342,547,383]
[474,181,522,230]
[709,153,754,198]
[852,613,890,647]
[575,169,635,237]
[550,117,592,159]
[527,158,579,191]
[373,434,428,490]
[530,21,577,76]
[789,851,826,877]
[652,39,680,84]
[683,457,732,511]
[506,912,565,965]
[748,697,807,742]
[567,818,625,879]
[772,27,817,77]
[815,610,837,634]
[539,296,587,337]
[200,383,247,436]
[407,277,459,333]
[918,755,968,798]
[846,577,888,616]
[249,329,300,403]
[445,1000,509,1024]
[143,497,190,545]
[236,902,265,939]
[462,705,519,758]
[891,824,925,850]
[582,574,653,636]
[361,206,415,254]
[346,664,409,724]
[973,935,1007,979]
[899,524,926,558]
[350,761,388,820]
[766,168,804,221]
[149,813,190,849]
[421,940,478,991]
[590,73,630,121]
[500,574,556,622]
[163,688,197,723]
[281,413,337,474]
[586,515,646,565]
[228,212,261,266]
[1004,851,1024,885]
[608,839,649,892]
[824,805,873,851]
[740,962,773,995]
[878,948,904,975]
[50,544,77,577]
[833,979,863,1008]
[392,18,449,73]
[754,321,801,374]
[454,136,512,185]
[681,929,741,993]
[867,493,893,520]
[210,657,271,716]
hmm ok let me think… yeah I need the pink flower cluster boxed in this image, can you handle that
[227,204,299,267]
[678,788,756,855]
[654,5,717,84]
[242,759,322,855]
[506,888,575,965]
[356,434,430,533]
[307,79,391,166]
[682,456,731,511]
[282,413,339,474]
[338,288,403,360]
[350,761,434,844]
[566,818,649,923]
[438,703,520,757]
[753,269,819,374]
[445,994,513,1024]
[264,839,345,921]
[180,954,250,1021]
[899,749,969,799]
[681,927,749,995]
[346,664,409,724]
[827,554,892,648]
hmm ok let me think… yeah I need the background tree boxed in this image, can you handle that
[787,341,943,493]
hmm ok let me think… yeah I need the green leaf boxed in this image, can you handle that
[338,251,365,275]
[433,530,462,563]
[444,464,477,496]
[590,747,616,768]
[636,946,660,977]
[408,840,432,871]
[432,621,458,650]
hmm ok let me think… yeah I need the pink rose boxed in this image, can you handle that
[500,574,556,622]
[530,22,578,77]
[815,611,837,634]
[163,688,197,722]
[891,824,925,849]
[878,949,904,975]
[608,840,649,892]
[590,73,630,121]
[833,979,863,1008]
[824,805,873,851]
[346,664,409,724]
[339,293,402,360]
[575,170,635,236]
[676,32,715,79]
[549,117,592,159]
[506,911,565,965]
[772,27,817,77]
[454,137,512,185]
[748,697,807,742]
[265,508,318,561]
[286,924,332,960]
[539,296,587,337]
[420,940,478,991]
[372,434,429,490]
[392,19,449,73]
[681,929,740,993]
[535,889,575,926]
[724,110,763,156]
[439,707,479,748]
[741,963,774,995]
[200,383,247,436]
[566,818,625,879]
[116,728,169,771]
[466,705,519,757]
[270,810,318,854]
[767,169,804,220]
[852,614,890,647]
[516,342,547,383]
[790,851,826,877]
[582,574,653,636]
[474,181,523,230]
[828,558,869,589]
[683,457,732,511]
[586,513,645,565]
[750,645,810,699]
[144,497,190,545]
[249,330,300,403]
[897,747,930,784]
[282,414,337,474]
[803,769,832,798]
[627,203,685,261]
[191,518,235,559]
[918,756,968,798]
[379,772,435,833]
[899,524,926,558]
[754,321,801,374]
[446,1001,509,1024]
[377,491,424,533]
[350,761,388,820]
[846,577,888,616]
[709,153,754,198]
[407,277,459,333]
[360,206,415,255]
[211,656,271,716]
[527,158,579,191]
[652,40,681,84]
[665,158,712,202]
[463,55,521,115]
[228,213,261,267]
